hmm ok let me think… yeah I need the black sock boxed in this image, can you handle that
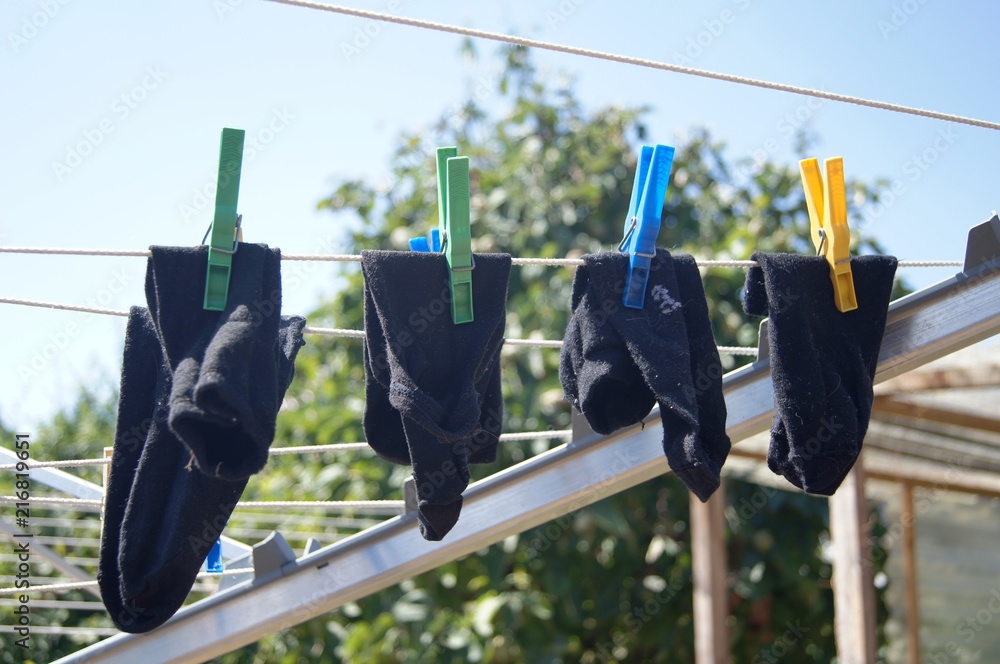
[559,257,656,434]
[672,254,731,484]
[144,244,305,480]
[108,246,305,632]
[744,252,897,495]
[560,250,730,501]
[361,250,510,540]
[364,286,503,465]
[113,314,304,632]
[99,307,161,632]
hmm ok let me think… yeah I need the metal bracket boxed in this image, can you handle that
[756,319,770,361]
[252,531,298,581]
[570,409,597,442]
[964,213,1000,273]
[402,476,418,515]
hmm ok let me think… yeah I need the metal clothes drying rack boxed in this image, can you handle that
[46,215,1000,663]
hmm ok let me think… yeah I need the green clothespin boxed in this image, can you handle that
[436,147,474,324]
[203,128,246,311]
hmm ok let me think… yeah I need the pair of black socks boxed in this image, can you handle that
[362,250,510,541]
[560,249,731,502]
[99,245,305,633]
[744,252,897,495]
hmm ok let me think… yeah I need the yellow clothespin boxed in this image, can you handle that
[799,156,857,312]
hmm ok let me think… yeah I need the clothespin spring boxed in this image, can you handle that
[814,228,826,256]
[617,217,655,258]
[440,231,477,273]
[201,214,243,255]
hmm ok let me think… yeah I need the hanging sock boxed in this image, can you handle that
[363,290,503,466]
[144,244,305,481]
[103,246,305,633]
[361,250,510,541]
[560,250,731,502]
[743,252,897,495]
[98,307,162,632]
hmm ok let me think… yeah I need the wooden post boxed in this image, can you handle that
[829,455,878,664]
[900,481,921,664]
[691,482,729,664]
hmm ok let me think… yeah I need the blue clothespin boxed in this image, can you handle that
[618,144,675,309]
[205,537,224,573]
[408,228,442,252]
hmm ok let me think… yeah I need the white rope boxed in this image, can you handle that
[0,296,753,353]
[263,0,1000,132]
[0,430,578,471]
[236,500,403,511]
[0,247,151,257]
[0,247,963,270]
[0,457,112,470]
[511,256,585,267]
[270,442,372,455]
[0,297,129,317]
[499,429,573,441]
[0,495,404,512]
[717,346,758,356]
[896,260,966,267]
[0,580,99,596]
[0,569,256,597]
[0,496,103,508]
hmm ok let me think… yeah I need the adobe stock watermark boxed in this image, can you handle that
[18,268,132,383]
[877,0,932,40]
[7,0,72,53]
[734,94,826,185]
[50,66,168,182]
[925,586,1000,663]
[672,0,754,66]
[372,66,499,194]
[523,446,645,561]
[339,0,404,62]
[178,108,295,226]
[544,0,588,29]
[589,575,685,662]
[213,0,245,20]
[859,127,957,229]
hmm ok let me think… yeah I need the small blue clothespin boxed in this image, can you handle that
[205,537,224,573]
[618,144,675,309]
[408,228,442,252]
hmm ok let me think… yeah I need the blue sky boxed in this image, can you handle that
[1,0,998,427]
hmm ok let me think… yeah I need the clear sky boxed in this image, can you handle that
[1,0,998,427]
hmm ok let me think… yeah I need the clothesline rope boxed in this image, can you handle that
[263,0,1000,133]
[0,296,762,355]
[0,569,256,597]
[0,430,576,471]
[0,246,965,269]
[0,495,404,512]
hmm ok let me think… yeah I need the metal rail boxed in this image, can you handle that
[60,251,1000,663]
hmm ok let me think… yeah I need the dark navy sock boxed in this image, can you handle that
[744,252,897,495]
[145,244,305,481]
[560,250,730,501]
[99,307,160,632]
[362,250,510,540]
